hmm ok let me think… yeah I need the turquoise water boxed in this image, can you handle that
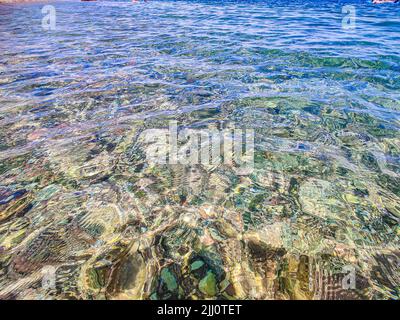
[0,0,399,299]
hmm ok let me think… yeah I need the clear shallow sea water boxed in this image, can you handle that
[0,0,399,299]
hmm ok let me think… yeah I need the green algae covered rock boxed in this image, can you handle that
[161,268,178,292]
[199,271,217,296]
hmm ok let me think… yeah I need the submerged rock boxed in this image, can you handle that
[199,271,217,296]
[0,189,32,223]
